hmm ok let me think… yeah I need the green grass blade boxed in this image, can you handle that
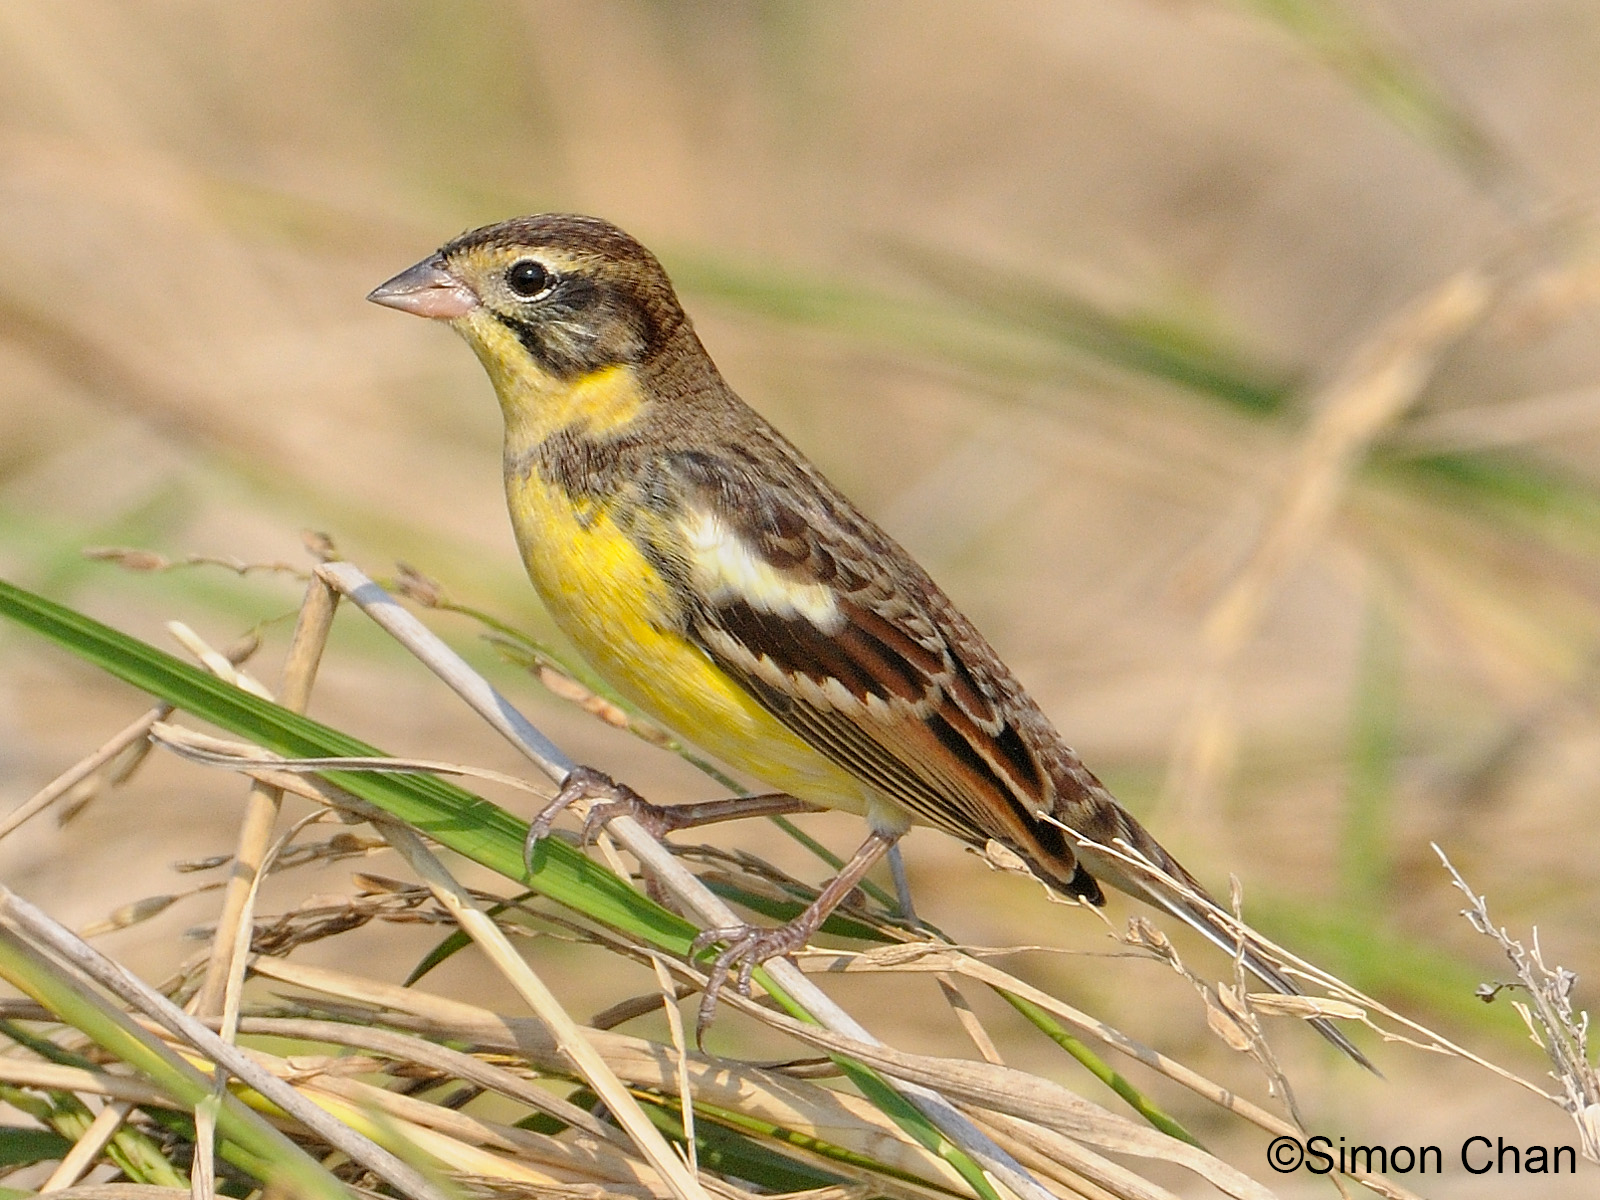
[888,243,1293,415]
[1234,0,1503,180]
[0,575,697,952]
[0,1127,73,1169]
[997,992,1202,1148]
[0,928,344,1198]
[632,1095,856,1193]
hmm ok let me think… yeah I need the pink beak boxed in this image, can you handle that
[367,254,479,320]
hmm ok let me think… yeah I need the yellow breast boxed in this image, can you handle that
[505,465,876,816]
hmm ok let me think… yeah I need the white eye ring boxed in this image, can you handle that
[506,258,552,298]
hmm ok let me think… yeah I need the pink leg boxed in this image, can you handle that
[691,828,899,1041]
[523,765,820,870]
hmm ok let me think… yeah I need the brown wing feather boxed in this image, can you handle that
[651,450,1104,903]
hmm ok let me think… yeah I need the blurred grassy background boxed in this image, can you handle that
[3,1,1600,1191]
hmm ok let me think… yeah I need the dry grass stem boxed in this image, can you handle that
[223,1016,625,1145]
[1059,826,1566,1105]
[1435,845,1600,1163]
[819,942,1291,1134]
[0,889,448,1200]
[193,572,338,1019]
[149,722,554,802]
[115,556,1484,1196]
[374,818,712,1200]
[650,953,700,1176]
[164,623,273,701]
[82,547,311,581]
[0,705,170,841]
[937,974,1006,1066]
[965,1111,1215,1200]
[8,548,1565,1198]
[0,1058,164,1108]
[1169,268,1498,816]
[247,957,993,1195]
[39,1098,137,1192]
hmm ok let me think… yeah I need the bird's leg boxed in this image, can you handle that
[523,765,820,870]
[600,791,823,839]
[887,845,919,924]
[690,828,898,1041]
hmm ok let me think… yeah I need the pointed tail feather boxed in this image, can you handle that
[1062,808,1378,1073]
[1123,866,1377,1073]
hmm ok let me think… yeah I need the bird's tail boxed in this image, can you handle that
[1058,799,1377,1073]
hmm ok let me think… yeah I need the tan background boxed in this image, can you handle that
[3,2,1600,1194]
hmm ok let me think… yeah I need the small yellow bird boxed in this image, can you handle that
[370,213,1367,1066]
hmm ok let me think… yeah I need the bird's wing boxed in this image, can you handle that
[642,447,1375,1070]
[646,449,1100,899]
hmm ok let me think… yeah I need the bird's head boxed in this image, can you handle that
[368,214,688,389]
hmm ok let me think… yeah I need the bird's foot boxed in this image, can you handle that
[686,829,897,1042]
[689,915,820,1042]
[524,765,678,870]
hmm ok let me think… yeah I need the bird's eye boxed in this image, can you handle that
[505,258,551,298]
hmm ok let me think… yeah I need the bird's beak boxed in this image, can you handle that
[367,254,479,320]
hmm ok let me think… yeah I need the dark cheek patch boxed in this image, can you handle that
[492,311,566,374]
[490,277,645,378]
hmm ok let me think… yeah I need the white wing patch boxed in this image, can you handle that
[683,509,843,631]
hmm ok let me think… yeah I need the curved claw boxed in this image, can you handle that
[691,920,814,1042]
[687,830,899,1045]
[581,791,674,842]
[523,765,661,872]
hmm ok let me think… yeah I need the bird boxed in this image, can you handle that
[368,213,1369,1067]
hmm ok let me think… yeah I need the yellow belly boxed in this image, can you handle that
[507,469,881,818]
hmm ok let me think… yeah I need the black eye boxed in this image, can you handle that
[506,258,551,297]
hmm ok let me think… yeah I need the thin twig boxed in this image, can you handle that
[1435,845,1600,1162]
[0,707,172,842]
[195,571,337,1016]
